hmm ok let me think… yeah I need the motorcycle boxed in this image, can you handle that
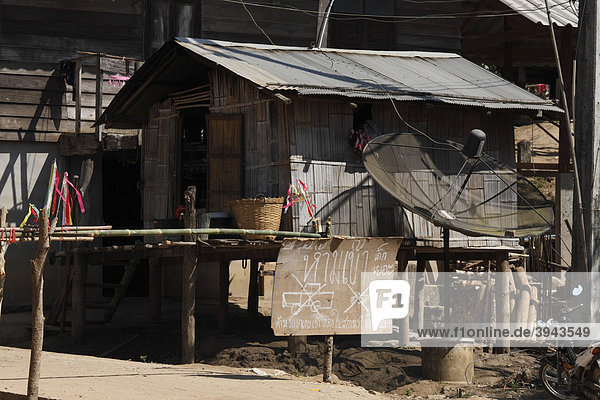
[538,301,600,399]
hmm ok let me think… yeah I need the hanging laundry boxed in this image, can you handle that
[348,128,371,153]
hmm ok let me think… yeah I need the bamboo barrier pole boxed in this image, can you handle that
[0,227,321,242]
[48,228,323,238]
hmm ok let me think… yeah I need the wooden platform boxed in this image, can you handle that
[58,236,523,363]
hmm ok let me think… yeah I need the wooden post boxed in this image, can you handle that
[414,257,426,331]
[397,250,410,346]
[503,16,514,82]
[322,218,333,382]
[181,247,197,364]
[574,0,600,324]
[287,336,307,355]
[218,260,229,332]
[323,335,334,383]
[71,252,88,342]
[517,141,532,163]
[181,186,197,364]
[27,209,50,400]
[148,255,162,322]
[316,0,330,48]
[60,245,71,333]
[95,54,103,141]
[0,207,7,319]
[247,259,259,318]
[75,59,82,135]
[495,252,510,353]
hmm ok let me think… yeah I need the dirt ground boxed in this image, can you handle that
[514,121,560,202]
[0,296,549,399]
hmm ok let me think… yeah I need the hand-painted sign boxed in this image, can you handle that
[271,237,403,335]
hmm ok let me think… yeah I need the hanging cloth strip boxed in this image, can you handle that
[283,178,317,218]
[51,166,62,216]
[1,228,17,244]
[19,204,40,228]
[43,160,58,211]
[65,176,85,214]
[59,172,70,226]
[56,172,86,226]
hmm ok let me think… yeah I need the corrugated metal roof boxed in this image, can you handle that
[498,0,578,27]
[99,38,563,128]
[175,38,562,112]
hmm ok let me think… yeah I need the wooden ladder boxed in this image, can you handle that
[48,247,143,326]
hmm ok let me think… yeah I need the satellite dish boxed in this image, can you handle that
[362,130,553,238]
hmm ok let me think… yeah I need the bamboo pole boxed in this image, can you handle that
[27,209,50,400]
[47,228,323,238]
[0,227,320,242]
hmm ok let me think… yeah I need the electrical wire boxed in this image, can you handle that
[240,0,275,45]
[221,0,576,23]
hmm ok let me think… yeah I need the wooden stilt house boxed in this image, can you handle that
[98,38,561,240]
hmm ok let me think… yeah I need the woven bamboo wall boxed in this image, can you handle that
[209,70,516,238]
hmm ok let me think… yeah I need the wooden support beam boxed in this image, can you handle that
[397,250,410,346]
[95,55,103,141]
[414,257,426,331]
[71,252,88,342]
[287,336,307,355]
[181,246,197,364]
[181,186,197,364]
[323,335,334,383]
[247,259,259,319]
[148,255,162,323]
[495,252,510,353]
[75,59,82,135]
[218,261,230,332]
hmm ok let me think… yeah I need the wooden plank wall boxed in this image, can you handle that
[141,100,180,232]
[392,1,464,52]
[208,73,516,239]
[201,0,318,47]
[210,70,292,219]
[0,0,143,141]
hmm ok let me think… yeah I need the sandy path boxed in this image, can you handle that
[0,346,388,400]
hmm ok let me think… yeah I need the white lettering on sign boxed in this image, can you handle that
[272,237,403,336]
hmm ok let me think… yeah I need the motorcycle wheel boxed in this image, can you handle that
[589,364,600,396]
[539,360,578,400]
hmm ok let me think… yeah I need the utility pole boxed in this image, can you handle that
[316,0,334,48]
[574,1,600,323]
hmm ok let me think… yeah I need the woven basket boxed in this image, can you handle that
[231,196,284,239]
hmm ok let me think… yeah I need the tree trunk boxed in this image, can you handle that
[27,209,50,400]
